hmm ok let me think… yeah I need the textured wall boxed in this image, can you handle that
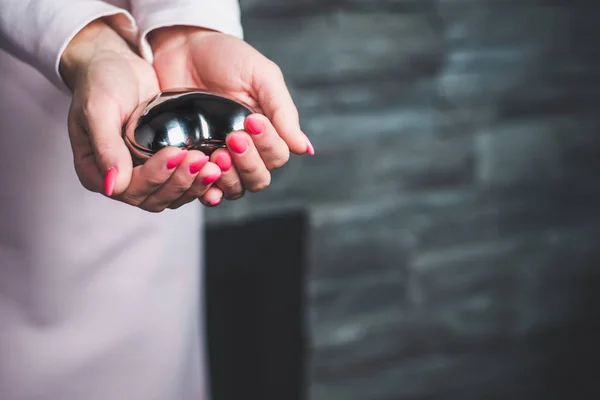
[206,1,600,399]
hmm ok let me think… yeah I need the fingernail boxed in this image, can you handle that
[305,136,315,156]
[209,197,222,206]
[245,115,264,135]
[228,134,249,154]
[215,153,232,172]
[189,156,209,174]
[104,167,117,197]
[167,150,188,169]
[203,173,221,185]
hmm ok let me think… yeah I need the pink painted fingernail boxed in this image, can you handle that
[104,167,117,197]
[202,173,221,185]
[167,150,188,169]
[189,156,209,174]
[227,133,249,154]
[209,197,222,206]
[245,115,264,135]
[305,136,315,156]
[215,152,233,172]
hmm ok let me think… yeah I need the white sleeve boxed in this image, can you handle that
[0,0,137,91]
[129,0,244,64]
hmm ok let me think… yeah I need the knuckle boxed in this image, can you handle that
[269,61,284,78]
[144,175,168,190]
[238,163,260,176]
[81,100,100,123]
[269,152,290,170]
[248,182,269,193]
[119,192,144,207]
[173,197,194,209]
[257,141,276,154]
[169,175,194,193]
[289,107,300,122]
[247,176,271,193]
[140,203,165,213]
[185,188,205,199]
[223,190,243,200]
[168,202,183,210]
[188,180,212,197]
[219,178,241,192]
[225,190,245,200]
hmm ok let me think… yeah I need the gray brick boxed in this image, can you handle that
[475,119,564,185]
[409,227,600,310]
[240,0,430,16]
[243,12,443,82]
[309,350,548,400]
[308,271,408,332]
[204,1,600,398]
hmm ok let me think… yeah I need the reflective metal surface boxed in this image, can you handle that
[123,89,254,165]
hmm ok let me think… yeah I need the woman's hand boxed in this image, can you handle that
[149,27,314,200]
[60,20,224,211]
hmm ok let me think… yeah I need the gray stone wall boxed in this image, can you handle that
[207,1,600,398]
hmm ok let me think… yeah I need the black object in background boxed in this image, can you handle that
[205,210,308,400]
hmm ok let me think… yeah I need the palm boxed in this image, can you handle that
[153,32,264,111]
[69,51,160,189]
[150,27,308,157]
[90,53,159,115]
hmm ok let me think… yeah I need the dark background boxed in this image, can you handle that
[206,1,600,399]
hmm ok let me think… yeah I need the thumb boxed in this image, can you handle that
[83,100,133,197]
[252,61,310,155]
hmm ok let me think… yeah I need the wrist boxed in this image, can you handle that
[59,19,133,91]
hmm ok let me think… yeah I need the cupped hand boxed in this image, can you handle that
[149,27,314,200]
[60,20,224,211]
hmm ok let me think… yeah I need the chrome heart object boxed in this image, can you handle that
[123,89,254,165]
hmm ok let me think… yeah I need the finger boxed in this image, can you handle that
[80,98,134,196]
[211,149,245,200]
[167,161,222,209]
[226,132,271,193]
[199,186,225,208]
[244,114,290,170]
[139,151,209,211]
[117,147,187,206]
[251,61,310,155]
[68,107,104,193]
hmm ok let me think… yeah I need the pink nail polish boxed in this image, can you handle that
[227,134,249,154]
[245,115,264,135]
[215,153,232,172]
[104,167,117,197]
[209,197,222,206]
[305,137,315,156]
[203,173,221,185]
[167,150,188,169]
[189,156,209,174]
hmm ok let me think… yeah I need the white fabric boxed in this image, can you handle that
[131,0,243,63]
[0,1,243,399]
